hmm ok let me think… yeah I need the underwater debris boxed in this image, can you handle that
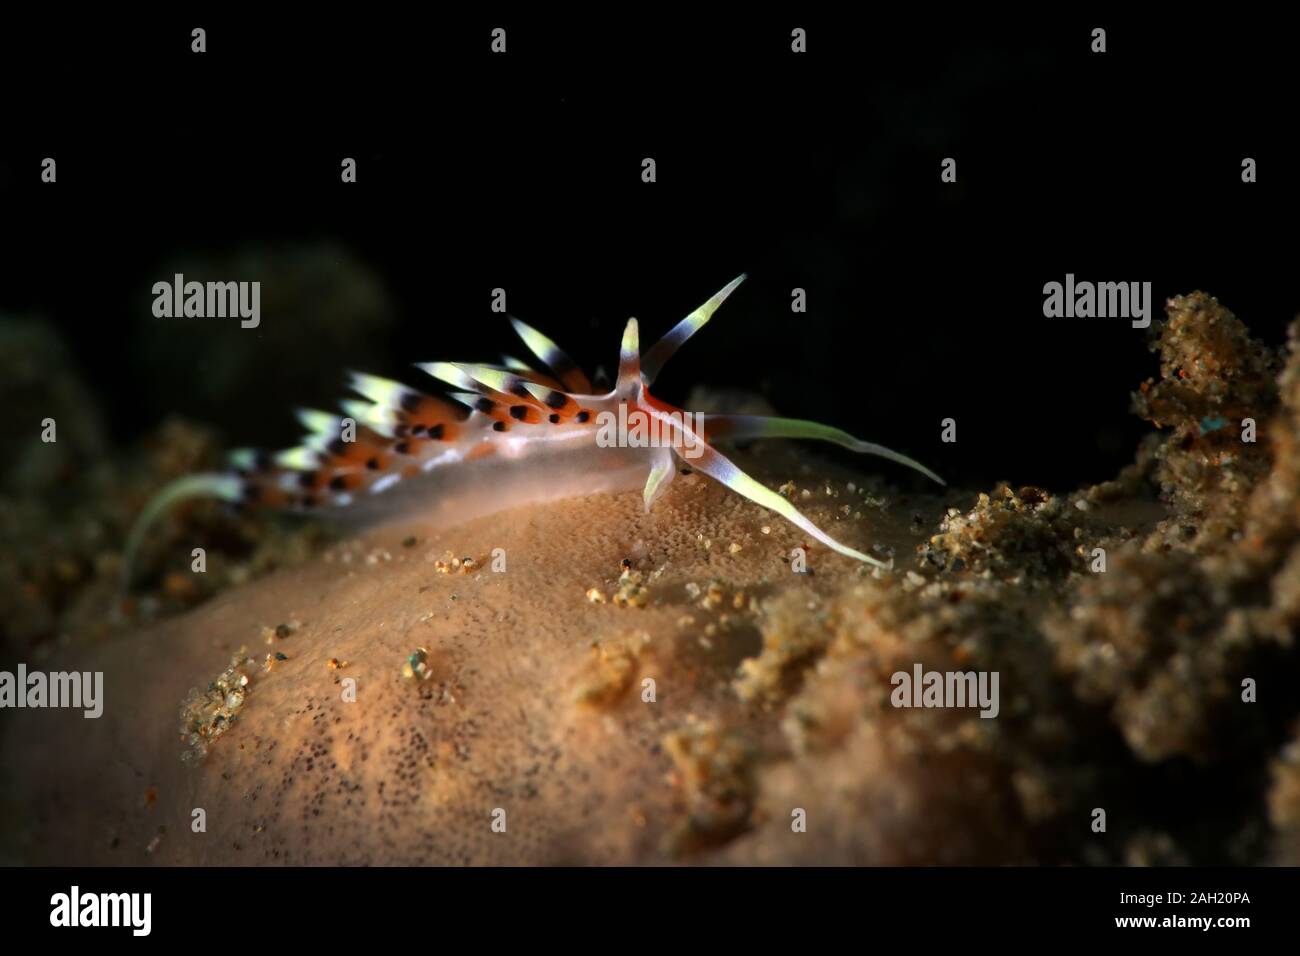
[262,620,300,644]
[144,827,165,855]
[663,721,756,855]
[585,560,652,608]
[573,631,649,707]
[919,484,1084,579]
[1043,298,1300,765]
[402,647,433,683]
[178,650,259,766]
[1044,550,1233,762]
[612,564,650,608]
[433,553,479,575]
[734,591,833,705]
[700,580,726,611]
[1132,291,1281,547]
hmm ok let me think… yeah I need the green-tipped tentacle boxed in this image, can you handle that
[704,414,945,486]
[508,316,593,393]
[682,442,888,567]
[641,274,746,385]
[616,318,641,393]
[642,451,676,512]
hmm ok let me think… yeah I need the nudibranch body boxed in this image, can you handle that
[123,276,942,585]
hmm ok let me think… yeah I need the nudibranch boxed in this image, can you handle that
[123,275,942,585]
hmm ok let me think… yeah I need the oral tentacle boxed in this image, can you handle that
[703,414,945,486]
[662,427,888,568]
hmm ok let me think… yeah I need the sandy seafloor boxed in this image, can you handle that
[4,291,1300,865]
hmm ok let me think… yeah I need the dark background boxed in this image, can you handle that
[2,11,1295,491]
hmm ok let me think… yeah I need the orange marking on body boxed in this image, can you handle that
[401,394,467,432]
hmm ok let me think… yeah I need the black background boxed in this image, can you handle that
[1,11,1295,491]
